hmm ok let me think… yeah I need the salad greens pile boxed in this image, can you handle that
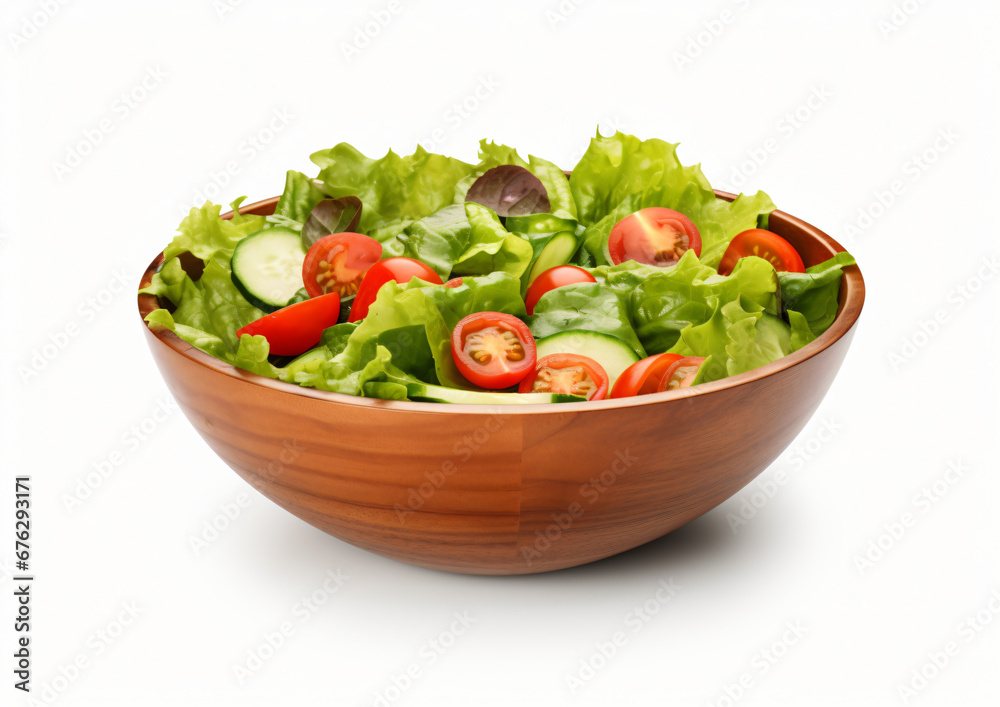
[142,131,855,401]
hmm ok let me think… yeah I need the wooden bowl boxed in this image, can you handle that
[139,193,864,574]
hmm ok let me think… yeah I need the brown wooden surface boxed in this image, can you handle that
[138,193,865,574]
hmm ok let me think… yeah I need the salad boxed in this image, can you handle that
[141,132,855,405]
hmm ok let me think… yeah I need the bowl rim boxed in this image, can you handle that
[138,192,865,415]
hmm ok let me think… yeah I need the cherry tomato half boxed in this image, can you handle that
[610,353,684,398]
[348,257,443,322]
[236,293,340,357]
[717,229,805,276]
[517,353,609,401]
[302,233,382,299]
[608,207,701,267]
[524,265,597,315]
[657,356,706,392]
[451,312,536,389]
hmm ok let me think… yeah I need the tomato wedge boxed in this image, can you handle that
[451,312,536,389]
[348,257,443,322]
[608,207,701,267]
[657,356,706,392]
[236,293,340,356]
[524,265,596,315]
[517,353,608,400]
[717,229,805,276]
[610,353,684,398]
[302,233,382,298]
[444,277,464,288]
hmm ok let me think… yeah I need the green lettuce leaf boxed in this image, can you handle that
[163,199,264,262]
[359,324,438,384]
[569,131,775,267]
[141,202,268,357]
[668,297,792,382]
[273,171,328,224]
[232,334,280,378]
[310,143,475,231]
[277,347,334,386]
[320,322,359,355]
[724,306,792,377]
[143,308,230,360]
[526,282,645,357]
[279,344,397,396]
[778,251,856,336]
[787,310,817,352]
[452,203,533,279]
[626,252,779,354]
[334,271,526,390]
[395,204,471,281]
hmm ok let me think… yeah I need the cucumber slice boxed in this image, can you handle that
[406,382,583,405]
[526,231,578,285]
[535,329,639,388]
[505,213,578,235]
[286,347,330,367]
[231,227,306,312]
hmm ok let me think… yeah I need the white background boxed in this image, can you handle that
[2,0,998,705]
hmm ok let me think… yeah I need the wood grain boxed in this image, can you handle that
[138,193,865,574]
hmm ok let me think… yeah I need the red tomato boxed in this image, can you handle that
[524,265,597,315]
[302,233,382,298]
[348,257,443,322]
[717,229,805,276]
[444,277,464,288]
[451,312,536,389]
[608,207,701,267]
[610,353,684,398]
[657,356,706,392]
[517,353,609,400]
[236,293,340,356]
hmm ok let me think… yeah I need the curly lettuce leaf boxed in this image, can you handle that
[569,131,775,267]
[625,252,779,354]
[310,143,475,231]
[724,307,792,377]
[144,308,230,360]
[273,171,328,224]
[141,201,268,358]
[668,297,792,382]
[277,347,334,386]
[163,199,264,262]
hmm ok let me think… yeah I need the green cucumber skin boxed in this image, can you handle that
[534,329,639,388]
[230,228,306,313]
[527,231,579,285]
[231,271,280,313]
[406,382,583,405]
